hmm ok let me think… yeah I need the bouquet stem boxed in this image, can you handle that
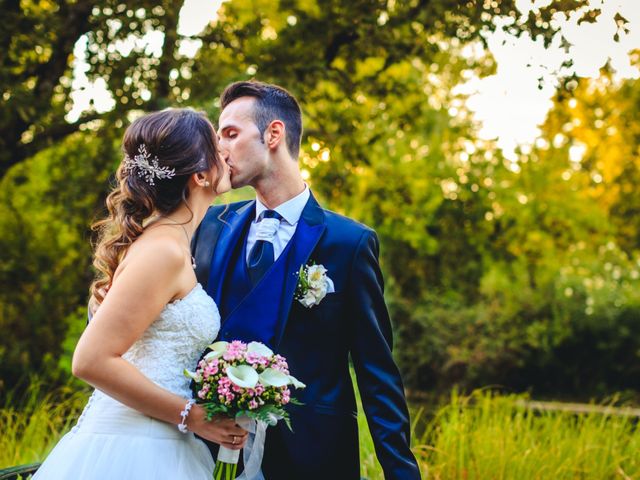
[213,462,237,480]
[213,446,240,480]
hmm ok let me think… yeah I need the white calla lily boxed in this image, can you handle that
[226,365,259,388]
[288,375,306,389]
[259,368,290,387]
[203,351,219,361]
[205,341,229,358]
[247,341,274,357]
[183,369,202,382]
[265,412,282,426]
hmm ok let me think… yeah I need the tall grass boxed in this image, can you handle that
[2,385,639,479]
[0,381,88,469]
[359,390,640,479]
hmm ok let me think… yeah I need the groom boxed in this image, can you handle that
[192,81,420,479]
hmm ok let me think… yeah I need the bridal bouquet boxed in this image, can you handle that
[185,340,305,479]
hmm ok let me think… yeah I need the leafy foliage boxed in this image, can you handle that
[1,0,639,401]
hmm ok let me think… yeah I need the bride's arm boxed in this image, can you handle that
[72,238,247,449]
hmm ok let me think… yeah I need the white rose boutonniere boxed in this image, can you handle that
[294,263,335,308]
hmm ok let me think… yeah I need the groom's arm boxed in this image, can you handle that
[348,230,421,480]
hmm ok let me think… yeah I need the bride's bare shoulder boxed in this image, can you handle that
[115,229,189,280]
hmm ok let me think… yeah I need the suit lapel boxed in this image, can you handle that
[273,193,326,346]
[193,209,224,287]
[207,201,255,306]
[220,192,327,348]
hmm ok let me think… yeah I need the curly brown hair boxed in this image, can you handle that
[90,108,223,303]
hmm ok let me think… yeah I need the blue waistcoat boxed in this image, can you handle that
[213,213,298,348]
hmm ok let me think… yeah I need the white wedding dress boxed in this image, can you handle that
[33,283,220,480]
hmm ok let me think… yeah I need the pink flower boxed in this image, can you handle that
[271,355,290,374]
[246,352,261,364]
[248,399,259,410]
[197,388,208,399]
[203,363,219,379]
[223,340,248,361]
[217,377,232,396]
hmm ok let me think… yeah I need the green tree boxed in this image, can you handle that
[2,0,634,399]
[1,0,587,178]
[0,129,120,392]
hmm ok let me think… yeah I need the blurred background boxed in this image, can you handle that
[1,0,640,476]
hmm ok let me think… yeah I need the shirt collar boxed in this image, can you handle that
[255,184,310,226]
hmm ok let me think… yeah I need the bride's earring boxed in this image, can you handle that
[205,181,210,187]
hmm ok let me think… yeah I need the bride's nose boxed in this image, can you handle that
[218,144,230,161]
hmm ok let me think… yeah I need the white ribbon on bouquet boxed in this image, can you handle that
[217,413,281,480]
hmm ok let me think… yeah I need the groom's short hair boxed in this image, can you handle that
[220,81,302,159]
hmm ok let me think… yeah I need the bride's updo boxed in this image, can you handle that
[90,108,223,303]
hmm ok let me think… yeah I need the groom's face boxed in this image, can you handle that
[217,97,269,189]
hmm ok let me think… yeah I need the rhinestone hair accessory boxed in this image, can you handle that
[123,144,176,186]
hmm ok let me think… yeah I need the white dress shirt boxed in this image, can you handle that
[246,185,311,263]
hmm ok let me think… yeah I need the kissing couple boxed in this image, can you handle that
[33,81,421,480]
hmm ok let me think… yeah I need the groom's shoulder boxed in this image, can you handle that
[203,200,252,223]
[322,208,376,243]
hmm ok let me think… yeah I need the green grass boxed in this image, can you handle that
[358,390,640,480]
[2,385,639,479]
[0,381,88,469]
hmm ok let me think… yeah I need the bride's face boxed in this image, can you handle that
[189,151,231,206]
[213,158,231,195]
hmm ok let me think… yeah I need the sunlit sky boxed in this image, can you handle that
[69,0,640,159]
[459,0,640,159]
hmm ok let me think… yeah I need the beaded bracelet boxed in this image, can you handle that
[178,399,195,433]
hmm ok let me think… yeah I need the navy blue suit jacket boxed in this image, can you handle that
[192,193,420,479]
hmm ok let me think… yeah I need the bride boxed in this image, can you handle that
[34,108,247,479]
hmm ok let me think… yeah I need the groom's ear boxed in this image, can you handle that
[265,120,285,151]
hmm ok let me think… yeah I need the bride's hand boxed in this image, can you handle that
[187,405,249,450]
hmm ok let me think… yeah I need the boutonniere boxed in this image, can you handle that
[294,263,335,308]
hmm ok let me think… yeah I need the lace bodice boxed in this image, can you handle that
[94,283,219,400]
